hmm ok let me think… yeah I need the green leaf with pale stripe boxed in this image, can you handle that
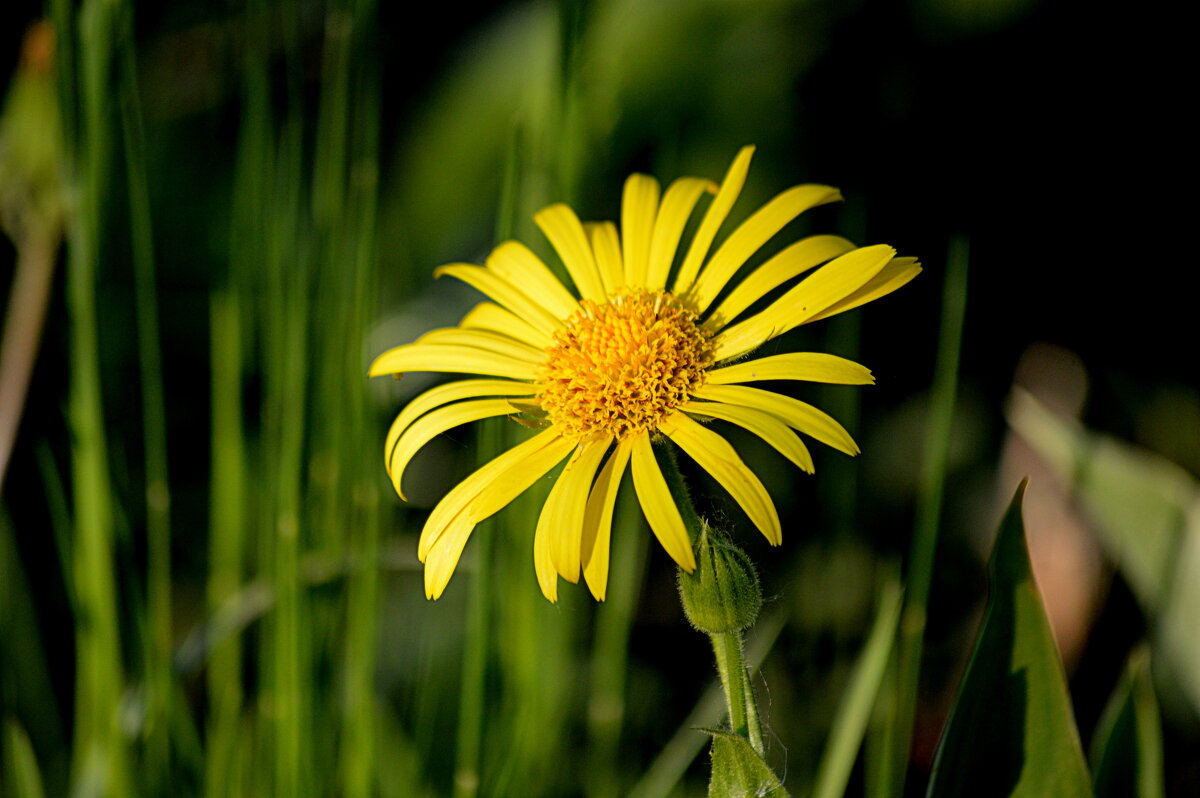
[927,482,1092,798]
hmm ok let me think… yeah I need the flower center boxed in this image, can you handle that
[538,290,713,441]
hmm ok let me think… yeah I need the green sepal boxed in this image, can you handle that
[678,523,762,634]
[704,729,789,798]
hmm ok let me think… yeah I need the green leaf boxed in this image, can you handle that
[706,730,789,798]
[1090,646,1164,798]
[1008,390,1200,717]
[3,720,47,798]
[926,481,1092,798]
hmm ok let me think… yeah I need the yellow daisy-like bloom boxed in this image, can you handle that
[371,146,919,602]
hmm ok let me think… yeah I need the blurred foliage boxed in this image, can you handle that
[1009,390,1200,724]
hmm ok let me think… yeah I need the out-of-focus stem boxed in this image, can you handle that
[874,236,968,796]
[0,229,59,493]
[115,3,172,784]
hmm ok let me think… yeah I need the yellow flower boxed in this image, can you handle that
[371,147,919,602]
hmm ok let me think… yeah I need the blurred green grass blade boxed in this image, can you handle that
[1,510,65,754]
[586,488,649,798]
[926,482,1092,798]
[3,720,47,798]
[1089,647,1164,798]
[488,473,578,798]
[879,235,968,796]
[812,578,902,798]
[818,310,861,541]
[454,421,502,798]
[1007,390,1200,716]
[205,289,247,798]
[338,9,383,793]
[115,1,174,785]
[454,83,525,798]
[64,0,133,793]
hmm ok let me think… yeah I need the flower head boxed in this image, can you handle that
[371,147,919,601]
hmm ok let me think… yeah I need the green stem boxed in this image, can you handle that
[658,443,763,754]
[875,236,968,796]
[205,290,246,798]
[66,1,132,793]
[711,633,764,754]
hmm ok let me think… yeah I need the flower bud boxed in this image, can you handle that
[678,523,762,634]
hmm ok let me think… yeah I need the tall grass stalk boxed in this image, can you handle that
[115,3,173,785]
[453,125,523,798]
[206,289,247,798]
[453,421,499,798]
[812,578,902,798]
[234,1,314,793]
[337,7,383,789]
[585,489,649,798]
[337,19,383,794]
[872,237,969,796]
[54,0,134,794]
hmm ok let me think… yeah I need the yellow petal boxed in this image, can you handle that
[463,435,576,522]
[435,263,562,335]
[711,244,896,361]
[387,398,524,501]
[695,384,859,456]
[586,221,624,294]
[659,412,782,546]
[383,379,536,476]
[581,439,633,601]
[806,257,922,324]
[704,234,856,332]
[487,241,580,321]
[645,177,717,290]
[630,432,696,572]
[421,430,575,594]
[415,328,544,363]
[533,504,559,602]
[672,145,755,295]
[460,302,552,349]
[424,514,473,599]
[419,428,560,560]
[536,437,611,584]
[684,400,813,473]
[369,342,536,381]
[685,184,842,313]
[707,352,874,386]
[534,203,607,302]
[621,174,661,287]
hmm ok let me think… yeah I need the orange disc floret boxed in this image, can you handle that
[538,290,713,441]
